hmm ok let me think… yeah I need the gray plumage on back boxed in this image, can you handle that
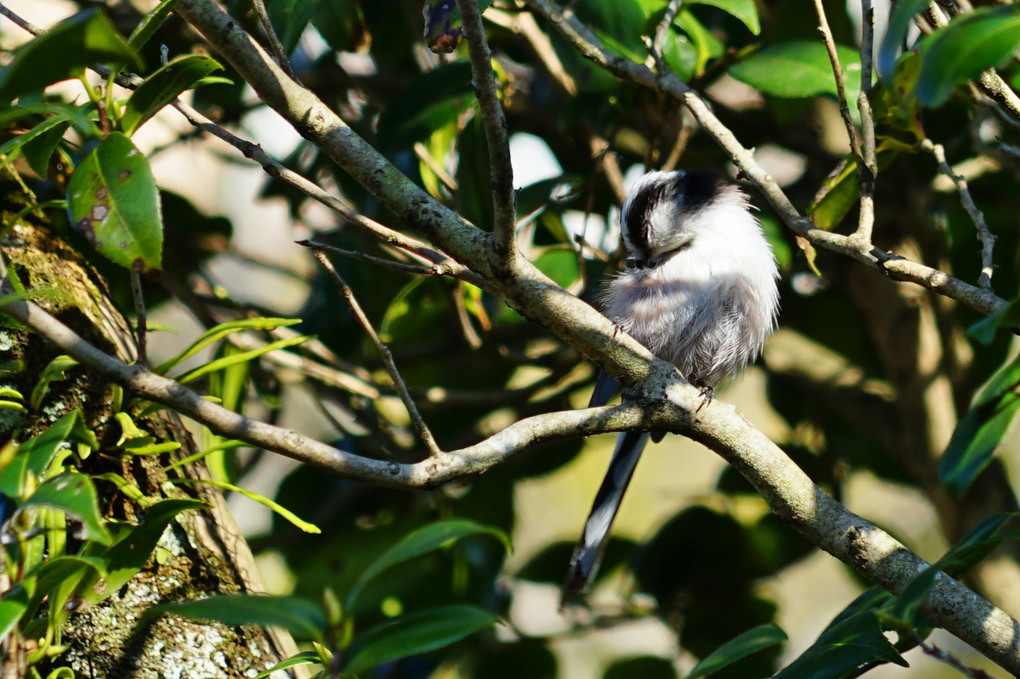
[562,170,780,605]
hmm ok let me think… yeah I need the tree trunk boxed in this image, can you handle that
[0,171,303,677]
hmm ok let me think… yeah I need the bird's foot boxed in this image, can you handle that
[695,385,715,413]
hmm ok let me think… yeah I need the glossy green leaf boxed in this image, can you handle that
[127,0,180,51]
[175,335,310,384]
[773,611,906,678]
[808,138,912,230]
[86,499,207,601]
[29,355,79,411]
[169,478,320,534]
[889,514,1014,626]
[940,354,1020,496]
[676,10,724,75]
[0,9,142,103]
[21,120,70,177]
[254,651,322,679]
[143,595,326,641]
[267,0,317,55]
[23,555,106,626]
[345,605,500,675]
[67,132,164,273]
[0,409,96,498]
[154,317,300,375]
[730,41,861,100]
[916,7,1020,106]
[0,586,28,641]
[121,55,223,135]
[312,0,370,53]
[969,298,1020,345]
[877,0,927,79]
[347,518,510,608]
[574,0,649,62]
[687,0,759,35]
[687,624,787,678]
[533,249,581,290]
[21,474,112,546]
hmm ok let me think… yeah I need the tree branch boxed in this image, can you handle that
[522,0,1007,317]
[454,0,518,261]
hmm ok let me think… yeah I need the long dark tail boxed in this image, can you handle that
[561,429,650,606]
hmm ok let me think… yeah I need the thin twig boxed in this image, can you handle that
[854,0,877,243]
[413,142,459,191]
[916,635,1000,679]
[297,239,455,278]
[812,0,863,160]
[921,138,996,288]
[522,0,1008,318]
[308,247,442,457]
[0,1,42,35]
[129,268,148,366]
[454,0,518,260]
[249,0,300,82]
[652,0,683,58]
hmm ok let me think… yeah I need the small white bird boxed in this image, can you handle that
[562,170,781,604]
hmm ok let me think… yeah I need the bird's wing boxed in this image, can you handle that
[561,429,650,605]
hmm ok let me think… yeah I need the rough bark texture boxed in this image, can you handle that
[0,171,302,677]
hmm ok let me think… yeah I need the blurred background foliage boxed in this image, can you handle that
[4,0,1020,676]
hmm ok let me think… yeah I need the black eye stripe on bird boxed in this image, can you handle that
[562,169,781,606]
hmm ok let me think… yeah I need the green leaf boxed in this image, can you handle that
[22,473,112,546]
[889,514,1014,626]
[687,0,759,35]
[345,605,500,675]
[686,624,787,678]
[87,499,206,600]
[773,611,906,678]
[916,7,1020,107]
[143,595,326,641]
[675,10,724,75]
[0,409,95,498]
[0,9,142,103]
[346,518,510,609]
[121,55,223,135]
[730,41,861,100]
[876,0,927,79]
[127,0,181,51]
[21,120,70,177]
[574,0,649,62]
[67,132,164,274]
[174,334,310,384]
[168,478,320,534]
[267,0,318,55]
[533,249,581,290]
[254,651,323,679]
[153,316,301,375]
[940,353,1020,496]
[312,0,370,53]
[0,586,28,641]
[29,355,79,411]
[969,298,1020,344]
[808,138,913,229]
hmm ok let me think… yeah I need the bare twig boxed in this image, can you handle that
[298,239,456,278]
[921,139,996,288]
[413,142,459,192]
[0,1,41,35]
[652,0,683,58]
[308,247,441,457]
[916,635,1000,679]
[522,0,1008,318]
[129,268,148,366]
[454,0,518,260]
[812,0,863,159]
[4,286,1020,673]
[249,0,300,82]
[854,0,877,244]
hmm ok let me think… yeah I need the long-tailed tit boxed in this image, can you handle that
[562,170,781,604]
